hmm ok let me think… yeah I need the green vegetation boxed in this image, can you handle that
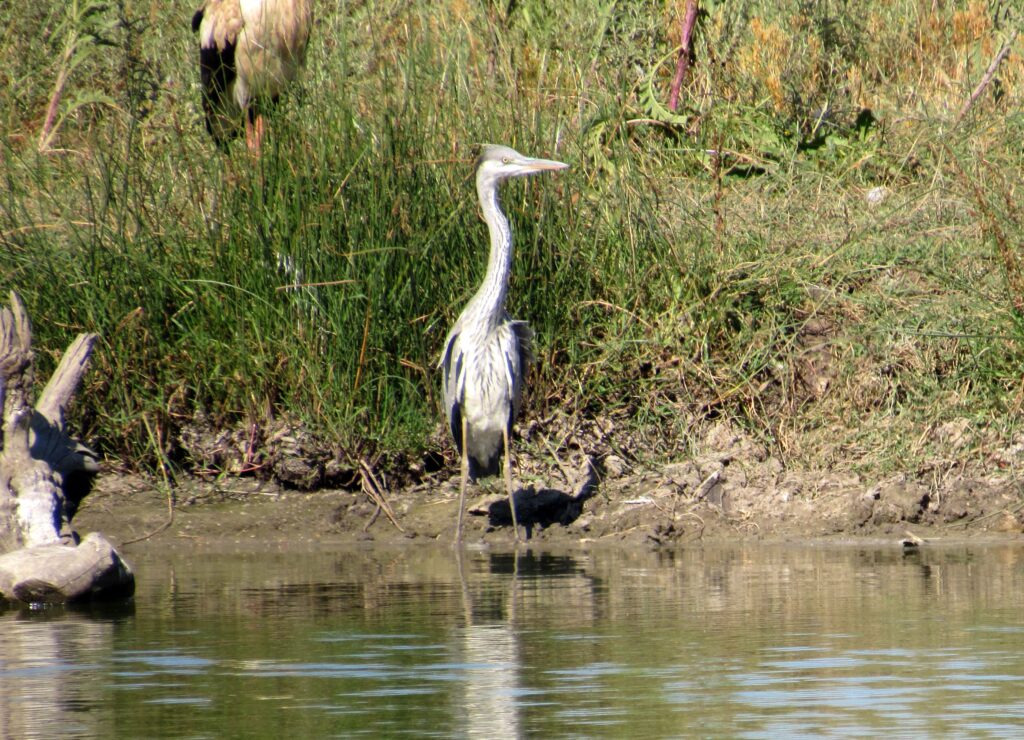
[1,0,1022,478]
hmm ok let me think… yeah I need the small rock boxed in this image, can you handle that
[932,419,970,450]
[572,515,592,532]
[993,511,1023,533]
[866,186,888,206]
[602,455,627,478]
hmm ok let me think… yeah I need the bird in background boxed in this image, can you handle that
[440,144,569,544]
[191,0,312,152]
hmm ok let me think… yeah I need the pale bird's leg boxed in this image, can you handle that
[456,414,469,545]
[503,425,521,542]
[245,114,266,154]
[253,114,266,152]
[245,116,256,152]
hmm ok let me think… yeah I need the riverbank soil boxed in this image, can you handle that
[74,419,1024,549]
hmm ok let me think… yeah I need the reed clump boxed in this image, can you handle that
[1,0,1021,477]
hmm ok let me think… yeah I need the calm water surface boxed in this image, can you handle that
[2,543,1024,738]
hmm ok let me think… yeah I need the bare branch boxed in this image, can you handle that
[668,0,699,112]
[956,30,1018,126]
[37,333,98,431]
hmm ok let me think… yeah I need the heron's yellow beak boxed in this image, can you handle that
[521,157,569,172]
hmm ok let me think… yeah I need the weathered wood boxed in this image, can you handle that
[34,332,100,478]
[0,532,133,603]
[0,291,133,604]
[0,292,42,554]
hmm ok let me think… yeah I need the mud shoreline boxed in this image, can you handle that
[74,431,1024,551]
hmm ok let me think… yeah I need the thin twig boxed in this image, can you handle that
[679,510,706,539]
[363,505,381,532]
[543,437,575,487]
[122,483,175,546]
[353,302,372,393]
[955,30,1018,126]
[123,416,176,545]
[238,422,263,474]
[39,68,70,152]
[359,458,404,532]
[275,279,356,292]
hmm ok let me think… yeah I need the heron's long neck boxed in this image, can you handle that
[469,179,513,329]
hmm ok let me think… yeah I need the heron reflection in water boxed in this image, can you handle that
[439,145,569,544]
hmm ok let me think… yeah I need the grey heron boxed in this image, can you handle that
[440,144,569,544]
[191,0,312,151]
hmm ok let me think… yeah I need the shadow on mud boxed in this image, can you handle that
[483,462,600,539]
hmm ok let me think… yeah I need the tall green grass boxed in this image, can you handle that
[1,0,1022,475]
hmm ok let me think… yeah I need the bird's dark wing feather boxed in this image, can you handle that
[440,329,464,451]
[192,0,242,145]
[508,319,534,424]
[509,319,534,368]
[503,347,518,432]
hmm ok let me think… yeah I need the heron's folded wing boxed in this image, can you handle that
[440,329,465,447]
[507,319,534,423]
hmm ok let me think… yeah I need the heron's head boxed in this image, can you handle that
[475,144,569,187]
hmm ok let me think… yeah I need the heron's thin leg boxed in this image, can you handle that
[456,414,469,545]
[503,424,521,542]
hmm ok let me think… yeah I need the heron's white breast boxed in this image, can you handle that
[461,349,514,432]
[462,325,519,411]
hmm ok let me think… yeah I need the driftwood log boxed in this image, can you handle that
[0,292,133,604]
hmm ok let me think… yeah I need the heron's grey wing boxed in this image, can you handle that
[439,327,465,450]
[192,0,244,145]
[507,319,534,426]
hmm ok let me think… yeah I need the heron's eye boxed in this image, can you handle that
[502,157,511,164]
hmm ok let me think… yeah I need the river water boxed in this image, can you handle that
[2,543,1023,738]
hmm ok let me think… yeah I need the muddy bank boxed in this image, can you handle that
[74,422,1024,550]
